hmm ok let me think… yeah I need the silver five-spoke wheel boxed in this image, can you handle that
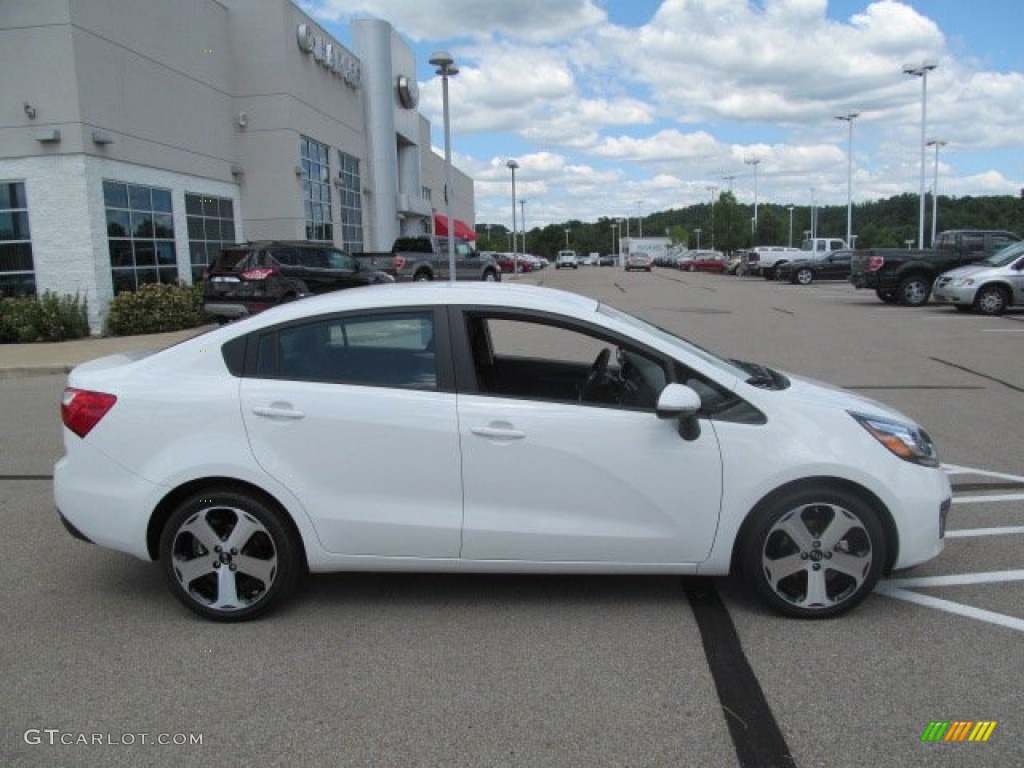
[160,490,300,621]
[742,487,885,618]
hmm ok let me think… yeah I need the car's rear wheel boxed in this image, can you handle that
[740,487,885,618]
[897,276,930,306]
[974,285,1009,315]
[159,490,301,622]
[413,271,432,282]
[795,268,814,285]
[482,269,498,282]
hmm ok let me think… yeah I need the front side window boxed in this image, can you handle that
[0,181,35,297]
[464,313,668,410]
[301,137,332,242]
[186,193,235,281]
[104,180,177,293]
[255,311,436,390]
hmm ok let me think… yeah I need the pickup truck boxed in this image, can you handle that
[849,229,1021,306]
[354,236,501,282]
[743,245,807,279]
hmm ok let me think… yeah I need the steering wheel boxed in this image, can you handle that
[579,348,611,401]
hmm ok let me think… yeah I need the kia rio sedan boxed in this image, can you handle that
[55,283,949,621]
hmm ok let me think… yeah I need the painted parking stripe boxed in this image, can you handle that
[875,585,1024,633]
[943,463,1024,483]
[953,493,1024,504]
[883,570,1024,589]
[946,526,1024,538]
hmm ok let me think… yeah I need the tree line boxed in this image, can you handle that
[475,192,1024,258]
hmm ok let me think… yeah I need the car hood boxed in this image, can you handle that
[939,263,994,279]
[774,371,909,422]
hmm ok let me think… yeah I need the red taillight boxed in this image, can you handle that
[868,256,885,271]
[61,388,117,438]
[393,255,406,271]
[240,267,277,280]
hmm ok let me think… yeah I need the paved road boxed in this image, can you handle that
[2,268,1021,766]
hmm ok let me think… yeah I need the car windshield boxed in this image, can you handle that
[981,240,1024,267]
[597,303,749,380]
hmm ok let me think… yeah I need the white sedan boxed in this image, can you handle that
[55,283,949,621]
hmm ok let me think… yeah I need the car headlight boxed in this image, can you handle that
[953,277,975,287]
[849,412,939,467]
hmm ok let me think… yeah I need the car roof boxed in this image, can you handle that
[219,283,602,334]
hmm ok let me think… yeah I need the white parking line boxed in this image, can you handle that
[946,526,1024,538]
[944,463,1024,483]
[884,570,1024,588]
[874,585,1024,633]
[953,493,1024,504]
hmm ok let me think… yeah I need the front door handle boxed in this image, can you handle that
[252,404,305,420]
[471,423,526,440]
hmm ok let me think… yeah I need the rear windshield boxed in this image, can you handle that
[210,249,251,272]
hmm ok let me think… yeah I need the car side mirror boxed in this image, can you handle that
[655,383,702,441]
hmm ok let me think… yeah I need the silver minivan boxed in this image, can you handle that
[933,241,1024,315]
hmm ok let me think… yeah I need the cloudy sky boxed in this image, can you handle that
[303,0,1023,230]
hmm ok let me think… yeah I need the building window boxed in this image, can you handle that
[422,186,432,204]
[186,193,235,281]
[0,181,35,297]
[104,180,177,293]
[301,137,332,242]
[337,151,363,252]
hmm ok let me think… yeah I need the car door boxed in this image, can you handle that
[239,308,464,558]
[821,252,851,280]
[452,309,724,565]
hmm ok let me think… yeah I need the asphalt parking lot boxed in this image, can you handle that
[2,268,1021,767]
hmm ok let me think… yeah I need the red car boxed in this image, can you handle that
[496,254,535,274]
[682,250,726,273]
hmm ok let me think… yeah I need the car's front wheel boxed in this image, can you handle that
[159,489,302,621]
[974,285,1009,315]
[740,487,885,618]
[897,276,931,306]
[795,268,814,285]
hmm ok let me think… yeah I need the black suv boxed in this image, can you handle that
[203,241,393,320]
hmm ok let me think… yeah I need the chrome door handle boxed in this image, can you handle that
[471,425,526,440]
[252,405,305,420]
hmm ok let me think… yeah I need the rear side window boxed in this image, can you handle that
[211,250,252,272]
[254,311,437,390]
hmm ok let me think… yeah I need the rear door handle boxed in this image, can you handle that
[252,404,305,420]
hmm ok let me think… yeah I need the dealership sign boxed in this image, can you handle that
[297,23,361,88]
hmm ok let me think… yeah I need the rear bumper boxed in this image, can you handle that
[203,300,275,319]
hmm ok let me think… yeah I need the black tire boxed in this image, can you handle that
[795,268,814,285]
[897,275,931,306]
[482,269,498,282]
[973,285,1009,315]
[413,271,432,282]
[763,268,775,280]
[740,486,886,619]
[159,489,302,622]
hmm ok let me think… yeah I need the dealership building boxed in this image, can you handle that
[0,0,475,331]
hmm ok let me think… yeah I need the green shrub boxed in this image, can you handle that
[0,292,90,343]
[106,282,210,336]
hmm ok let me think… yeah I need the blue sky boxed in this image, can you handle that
[303,1,1024,231]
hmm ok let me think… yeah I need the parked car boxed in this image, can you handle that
[354,236,501,283]
[744,246,805,279]
[203,241,393,320]
[56,283,948,622]
[932,240,1024,315]
[776,250,853,285]
[598,254,616,267]
[682,250,726,273]
[496,253,535,274]
[624,252,654,272]
[555,250,579,269]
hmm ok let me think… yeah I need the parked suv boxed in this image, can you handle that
[932,241,1024,315]
[203,241,392,320]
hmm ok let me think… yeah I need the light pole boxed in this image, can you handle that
[610,222,618,261]
[787,206,794,247]
[810,187,817,240]
[564,228,570,249]
[835,112,859,246]
[706,185,717,250]
[636,200,644,238]
[744,158,760,242]
[429,51,459,280]
[519,199,527,258]
[694,228,701,250]
[506,159,519,272]
[904,61,938,248]
[926,139,947,246]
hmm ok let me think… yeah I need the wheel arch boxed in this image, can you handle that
[729,476,899,575]
[146,477,309,569]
